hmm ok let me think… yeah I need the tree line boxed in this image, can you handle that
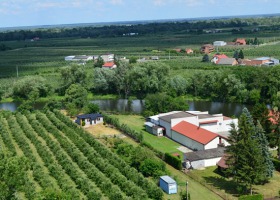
[2,16,280,41]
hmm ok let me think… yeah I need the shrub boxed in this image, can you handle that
[81,121,85,126]
[272,158,280,171]
[164,153,182,170]
[238,194,263,200]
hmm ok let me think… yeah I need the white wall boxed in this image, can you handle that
[190,160,205,169]
[159,120,171,137]
[205,137,219,150]
[190,157,222,169]
[204,157,222,167]
[171,131,204,150]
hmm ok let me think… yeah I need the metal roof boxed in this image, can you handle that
[160,176,176,184]
[77,113,103,120]
[184,147,225,162]
[159,111,195,123]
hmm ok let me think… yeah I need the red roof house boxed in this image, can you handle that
[172,121,220,150]
[102,62,117,69]
[211,54,228,64]
[235,38,246,45]
[186,48,194,54]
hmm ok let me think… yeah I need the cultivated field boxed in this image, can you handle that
[0,110,163,199]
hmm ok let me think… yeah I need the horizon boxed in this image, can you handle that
[1,12,279,31]
[1,0,280,29]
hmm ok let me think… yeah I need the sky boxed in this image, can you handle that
[0,0,280,28]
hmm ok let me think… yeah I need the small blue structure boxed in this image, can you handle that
[159,175,177,194]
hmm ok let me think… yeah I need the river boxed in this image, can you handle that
[0,100,252,117]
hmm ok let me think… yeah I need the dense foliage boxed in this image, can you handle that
[226,108,274,195]
[164,153,182,170]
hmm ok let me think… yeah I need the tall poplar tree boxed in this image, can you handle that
[226,108,268,195]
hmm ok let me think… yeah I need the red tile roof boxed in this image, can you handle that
[172,121,218,145]
[102,62,115,67]
[235,38,246,45]
[214,54,228,59]
[217,154,229,169]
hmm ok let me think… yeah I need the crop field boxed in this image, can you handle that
[0,110,163,199]
[1,31,280,78]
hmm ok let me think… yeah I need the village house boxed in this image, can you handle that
[200,44,215,54]
[101,54,114,62]
[242,57,279,66]
[217,58,238,66]
[75,113,103,126]
[211,54,228,64]
[235,38,246,45]
[186,48,194,54]
[102,62,117,69]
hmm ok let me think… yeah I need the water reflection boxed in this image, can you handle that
[0,100,252,117]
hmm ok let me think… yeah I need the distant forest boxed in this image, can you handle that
[1,16,280,41]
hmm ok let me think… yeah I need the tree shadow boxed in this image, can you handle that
[202,168,241,197]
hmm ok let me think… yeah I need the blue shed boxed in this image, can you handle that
[159,175,177,194]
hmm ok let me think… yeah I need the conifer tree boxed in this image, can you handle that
[226,108,266,195]
[238,50,244,59]
[255,121,274,181]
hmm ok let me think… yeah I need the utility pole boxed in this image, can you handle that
[186,181,189,200]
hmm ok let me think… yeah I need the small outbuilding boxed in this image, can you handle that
[75,113,103,126]
[159,176,177,194]
[144,122,164,136]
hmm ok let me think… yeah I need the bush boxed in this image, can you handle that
[272,158,280,171]
[238,194,263,200]
[81,121,85,126]
[164,153,182,170]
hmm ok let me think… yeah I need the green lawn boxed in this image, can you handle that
[190,166,280,199]
[111,114,183,155]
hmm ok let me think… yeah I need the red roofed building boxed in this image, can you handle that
[171,121,226,150]
[235,38,246,45]
[186,48,194,54]
[211,54,228,64]
[102,62,117,69]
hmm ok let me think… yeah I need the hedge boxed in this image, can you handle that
[238,194,263,200]
[272,158,280,171]
[164,153,182,170]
